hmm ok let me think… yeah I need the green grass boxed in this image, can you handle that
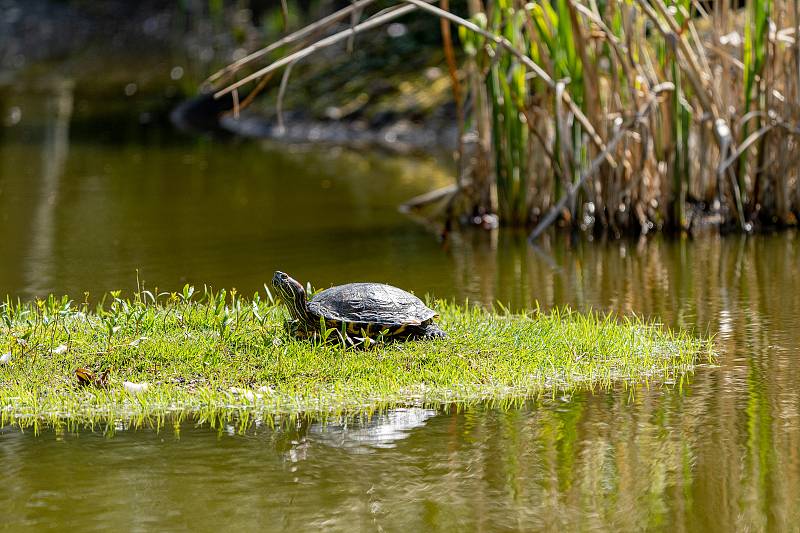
[0,287,712,429]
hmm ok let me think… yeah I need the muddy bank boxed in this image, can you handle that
[174,16,459,153]
[216,107,458,154]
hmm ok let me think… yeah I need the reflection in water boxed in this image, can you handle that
[0,135,454,301]
[2,83,800,531]
[1,380,798,531]
[306,408,438,454]
[27,78,73,295]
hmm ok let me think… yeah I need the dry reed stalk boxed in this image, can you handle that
[210,0,800,234]
[206,0,381,86]
[530,83,675,240]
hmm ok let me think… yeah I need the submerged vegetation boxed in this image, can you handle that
[0,286,711,428]
[210,0,800,236]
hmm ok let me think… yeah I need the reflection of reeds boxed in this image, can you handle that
[212,0,800,234]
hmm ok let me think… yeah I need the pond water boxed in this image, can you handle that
[2,83,800,531]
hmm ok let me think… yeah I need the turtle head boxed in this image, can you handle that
[271,271,309,321]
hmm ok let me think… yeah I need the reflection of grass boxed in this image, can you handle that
[0,287,712,428]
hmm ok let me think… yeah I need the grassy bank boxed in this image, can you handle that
[0,287,712,428]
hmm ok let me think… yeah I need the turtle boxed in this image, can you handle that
[271,271,446,343]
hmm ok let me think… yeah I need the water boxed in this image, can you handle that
[2,84,800,531]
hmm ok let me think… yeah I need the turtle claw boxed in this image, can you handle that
[421,324,447,339]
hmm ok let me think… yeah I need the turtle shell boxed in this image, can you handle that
[307,283,436,327]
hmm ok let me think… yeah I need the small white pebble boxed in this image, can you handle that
[0,352,10,364]
[51,344,68,355]
[123,381,149,394]
[229,387,261,402]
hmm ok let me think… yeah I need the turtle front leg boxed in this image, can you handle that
[285,319,315,340]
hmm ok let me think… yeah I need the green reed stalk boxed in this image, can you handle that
[484,0,532,225]
[739,0,772,210]
[667,0,691,230]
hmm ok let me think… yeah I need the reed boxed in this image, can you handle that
[211,0,800,235]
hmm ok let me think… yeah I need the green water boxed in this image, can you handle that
[2,84,800,531]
